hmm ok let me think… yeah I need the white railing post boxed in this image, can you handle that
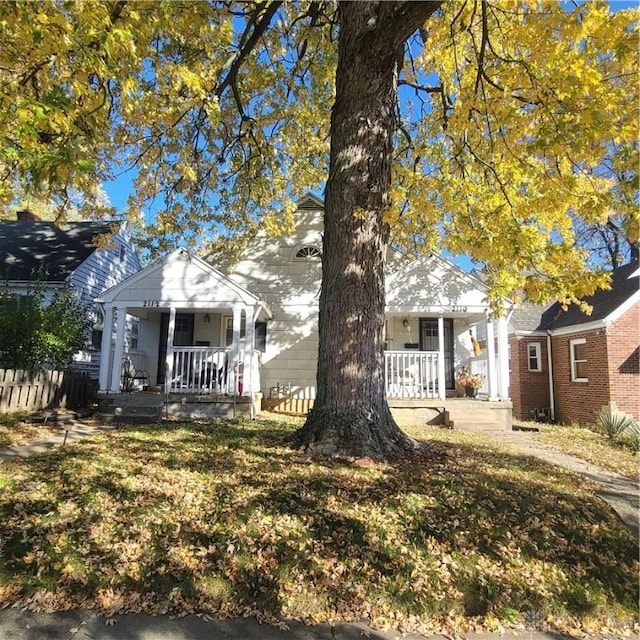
[109,306,127,393]
[98,305,114,394]
[165,308,176,394]
[486,316,498,400]
[243,306,255,395]
[437,315,446,400]
[497,314,510,400]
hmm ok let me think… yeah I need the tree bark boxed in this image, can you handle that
[293,1,441,459]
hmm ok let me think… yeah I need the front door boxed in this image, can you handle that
[157,313,195,384]
[419,318,455,389]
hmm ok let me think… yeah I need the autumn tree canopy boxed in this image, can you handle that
[0,1,637,455]
[1,1,636,298]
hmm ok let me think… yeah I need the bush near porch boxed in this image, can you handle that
[0,419,637,638]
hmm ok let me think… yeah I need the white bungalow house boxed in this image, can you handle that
[96,194,512,429]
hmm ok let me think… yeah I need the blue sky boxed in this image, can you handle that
[102,0,638,264]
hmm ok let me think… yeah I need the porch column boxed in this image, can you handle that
[109,306,127,393]
[230,307,242,395]
[497,314,510,400]
[98,305,114,394]
[437,314,446,400]
[165,307,176,393]
[243,305,255,395]
[486,315,498,400]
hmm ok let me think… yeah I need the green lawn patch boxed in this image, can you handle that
[0,418,637,638]
[527,422,638,481]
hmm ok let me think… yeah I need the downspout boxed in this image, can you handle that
[546,330,556,421]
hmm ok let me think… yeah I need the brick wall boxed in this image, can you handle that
[607,305,639,419]
[509,335,551,420]
[552,328,610,426]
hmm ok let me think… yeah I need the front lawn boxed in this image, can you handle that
[0,413,61,449]
[534,423,639,480]
[0,418,637,637]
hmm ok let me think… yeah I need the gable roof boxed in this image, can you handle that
[546,261,639,330]
[0,220,113,282]
[296,193,324,210]
[511,261,640,333]
[385,252,501,312]
[510,302,555,333]
[97,247,264,309]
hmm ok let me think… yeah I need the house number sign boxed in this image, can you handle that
[143,300,160,307]
[448,305,468,312]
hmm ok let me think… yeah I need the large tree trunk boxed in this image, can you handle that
[293,1,441,459]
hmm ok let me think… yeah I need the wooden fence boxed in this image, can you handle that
[0,369,94,414]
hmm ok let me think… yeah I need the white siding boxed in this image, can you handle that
[230,209,323,399]
[69,224,140,307]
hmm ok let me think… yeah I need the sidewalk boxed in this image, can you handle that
[0,608,581,640]
[500,429,639,537]
[0,421,116,462]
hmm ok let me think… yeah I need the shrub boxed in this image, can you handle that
[596,407,640,453]
[0,283,92,371]
[618,420,640,453]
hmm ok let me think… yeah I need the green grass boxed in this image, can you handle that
[0,417,637,638]
[531,423,639,480]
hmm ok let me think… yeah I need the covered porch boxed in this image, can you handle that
[383,312,511,402]
[383,254,512,405]
[95,249,271,399]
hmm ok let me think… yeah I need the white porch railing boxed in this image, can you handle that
[170,347,231,394]
[385,351,440,399]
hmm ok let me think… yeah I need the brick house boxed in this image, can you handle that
[509,261,639,425]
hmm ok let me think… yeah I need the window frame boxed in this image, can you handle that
[570,338,588,382]
[527,342,542,372]
[293,245,321,260]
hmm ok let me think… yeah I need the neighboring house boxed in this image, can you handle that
[509,260,639,425]
[96,195,513,429]
[0,209,141,377]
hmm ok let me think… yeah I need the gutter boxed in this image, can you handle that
[546,330,556,421]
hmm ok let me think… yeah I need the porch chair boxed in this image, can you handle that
[122,358,150,393]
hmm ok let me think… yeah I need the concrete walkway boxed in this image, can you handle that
[0,608,584,640]
[501,429,639,536]
[0,422,117,462]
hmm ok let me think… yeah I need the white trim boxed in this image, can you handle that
[570,338,588,382]
[551,319,607,337]
[96,247,261,306]
[513,329,548,337]
[527,342,542,372]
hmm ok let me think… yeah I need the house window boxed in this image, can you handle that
[294,245,321,259]
[255,322,267,353]
[527,342,541,372]
[224,316,246,346]
[129,319,139,351]
[119,244,126,261]
[570,338,588,382]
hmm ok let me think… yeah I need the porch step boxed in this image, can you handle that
[444,400,512,433]
[98,394,164,424]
